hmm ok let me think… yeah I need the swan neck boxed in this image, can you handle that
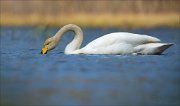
[53,24,83,54]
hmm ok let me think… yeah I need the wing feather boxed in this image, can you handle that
[84,32,160,49]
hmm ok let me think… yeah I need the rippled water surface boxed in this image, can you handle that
[1,27,180,105]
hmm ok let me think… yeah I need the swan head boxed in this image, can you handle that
[41,37,57,54]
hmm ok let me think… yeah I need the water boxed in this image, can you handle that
[0,27,180,105]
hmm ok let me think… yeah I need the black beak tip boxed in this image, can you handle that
[40,50,48,54]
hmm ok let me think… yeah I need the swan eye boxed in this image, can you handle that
[41,45,48,54]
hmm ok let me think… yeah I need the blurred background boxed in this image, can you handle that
[1,0,180,106]
[1,0,180,28]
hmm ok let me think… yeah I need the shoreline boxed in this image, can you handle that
[0,14,179,28]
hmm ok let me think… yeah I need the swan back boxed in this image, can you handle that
[84,32,160,49]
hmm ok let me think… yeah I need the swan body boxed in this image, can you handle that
[41,24,173,55]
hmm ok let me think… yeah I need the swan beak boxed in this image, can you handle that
[41,45,48,54]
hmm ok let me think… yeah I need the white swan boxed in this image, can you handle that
[41,24,173,55]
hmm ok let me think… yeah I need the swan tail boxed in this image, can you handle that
[134,43,174,55]
[156,43,174,54]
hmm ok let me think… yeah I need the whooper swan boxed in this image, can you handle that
[41,24,173,55]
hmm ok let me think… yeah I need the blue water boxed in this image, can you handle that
[0,27,180,105]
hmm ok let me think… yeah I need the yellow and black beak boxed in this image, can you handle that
[41,45,48,54]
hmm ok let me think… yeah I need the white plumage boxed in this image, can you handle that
[73,32,172,55]
[42,24,173,55]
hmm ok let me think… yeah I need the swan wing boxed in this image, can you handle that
[84,32,160,49]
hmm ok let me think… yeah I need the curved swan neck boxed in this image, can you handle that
[53,24,83,54]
